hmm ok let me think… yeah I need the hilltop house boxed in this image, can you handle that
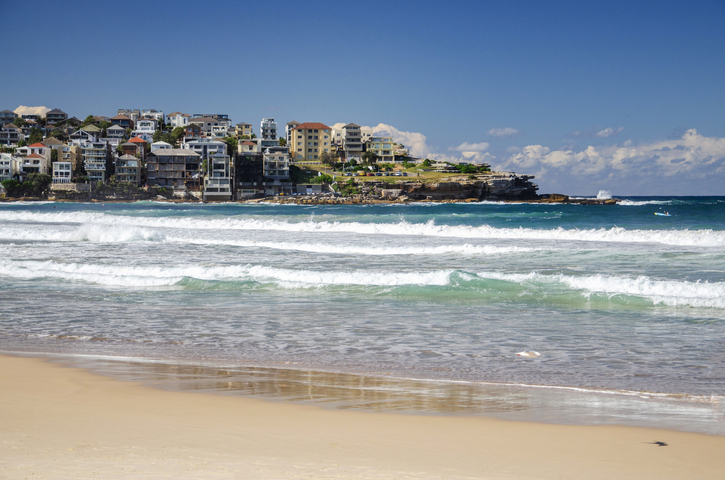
[110,114,134,130]
[46,109,68,125]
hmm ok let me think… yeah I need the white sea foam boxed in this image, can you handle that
[1,210,724,247]
[164,236,539,256]
[0,224,165,243]
[0,259,455,288]
[477,271,725,309]
[618,200,674,206]
[596,190,612,200]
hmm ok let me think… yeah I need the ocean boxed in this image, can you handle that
[1,197,724,434]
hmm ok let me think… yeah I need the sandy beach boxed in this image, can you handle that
[0,354,723,479]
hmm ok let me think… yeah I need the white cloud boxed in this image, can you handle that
[596,127,624,138]
[369,123,432,158]
[14,105,50,117]
[451,142,490,152]
[494,129,725,195]
[486,127,520,138]
[571,126,624,138]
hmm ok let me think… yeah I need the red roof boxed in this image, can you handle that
[241,141,256,146]
[29,142,46,148]
[112,114,132,120]
[292,122,331,131]
[128,137,146,143]
[26,153,44,159]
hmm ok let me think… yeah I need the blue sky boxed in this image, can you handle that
[2,0,724,195]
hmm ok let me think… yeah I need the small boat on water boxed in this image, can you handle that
[655,212,671,216]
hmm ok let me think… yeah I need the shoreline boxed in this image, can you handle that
[1,194,618,205]
[2,353,725,479]
[4,347,724,436]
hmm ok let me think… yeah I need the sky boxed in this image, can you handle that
[2,0,724,195]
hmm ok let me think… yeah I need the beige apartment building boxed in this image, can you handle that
[288,122,332,161]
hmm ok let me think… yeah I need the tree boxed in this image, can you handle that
[28,129,44,144]
[278,137,287,146]
[171,127,185,146]
[251,133,257,139]
[421,159,432,168]
[13,117,26,127]
[222,136,238,153]
[240,135,250,140]
[362,151,378,167]
[51,149,58,162]
[310,173,333,184]
[153,130,164,143]
[319,151,337,167]
[82,115,97,126]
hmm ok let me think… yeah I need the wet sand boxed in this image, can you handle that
[1,354,723,479]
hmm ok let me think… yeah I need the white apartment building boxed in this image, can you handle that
[183,138,227,160]
[52,161,72,183]
[77,141,111,182]
[263,146,290,180]
[367,136,395,163]
[167,112,191,128]
[203,154,232,201]
[260,118,277,148]
[141,109,165,123]
[132,119,158,137]
[0,153,17,182]
[341,123,363,161]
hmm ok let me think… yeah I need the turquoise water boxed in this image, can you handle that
[1,198,724,433]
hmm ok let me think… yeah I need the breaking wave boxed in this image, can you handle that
[1,210,724,247]
[2,258,723,308]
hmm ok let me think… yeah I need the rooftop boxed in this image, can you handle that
[148,149,200,157]
[292,122,331,131]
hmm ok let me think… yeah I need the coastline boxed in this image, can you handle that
[2,353,724,479]
[1,193,618,205]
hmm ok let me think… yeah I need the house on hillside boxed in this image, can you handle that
[115,155,142,185]
[167,112,191,128]
[46,109,68,125]
[0,110,15,125]
[146,149,201,192]
[110,114,134,130]
[0,123,23,146]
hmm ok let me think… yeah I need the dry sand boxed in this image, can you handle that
[1,354,723,479]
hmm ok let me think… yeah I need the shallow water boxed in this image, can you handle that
[1,198,724,434]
